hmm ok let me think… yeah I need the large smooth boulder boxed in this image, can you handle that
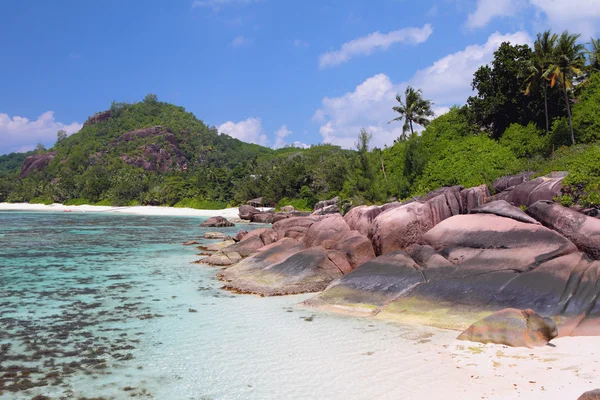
[493,172,534,192]
[251,212,275,224]
[313,204,340,215]
[308,213,600,335]
[219,238,306,281]
[272,216,323,241]
[457,308,558,348]
[303,215,351,248]
[505,175,565,207]
[314,196,339,211]
[20,152,56,178]
[200,216,234,228]
[304,251,425,315]
[239,205,260,220]
[202,228,277,266]
[344,205,382,237]
[470,200,540,225]
[460,184,490,213]
[579,389,600,400]
[221,247,345,296]
[527,200,600,260]
[369,187,462,256]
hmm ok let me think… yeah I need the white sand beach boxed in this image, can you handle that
[0,202,273,219]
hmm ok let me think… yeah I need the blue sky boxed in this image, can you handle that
[1,0,599,154]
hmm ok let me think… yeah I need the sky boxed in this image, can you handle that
[1,0,600,155]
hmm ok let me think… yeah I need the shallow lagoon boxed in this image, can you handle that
[1,211,598,400]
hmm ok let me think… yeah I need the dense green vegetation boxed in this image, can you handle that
[1,30,599,210]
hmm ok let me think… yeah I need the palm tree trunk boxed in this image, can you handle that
[562,75,575,145]
[544,82,549,135]
[409,120,414,136]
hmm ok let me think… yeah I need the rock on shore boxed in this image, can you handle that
[197,173,600,343]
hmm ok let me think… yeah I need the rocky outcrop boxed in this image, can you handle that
[194,181,600,342]
[212,215,375,295]
[344,205,382,237]
[369,186,462,256]
[527,200,600,260]
[307,213,600,336]
[83,110,111,127]
[504,175,565,207]
[579,389,600,400]
[493,172,535,192]
[200,216,235,228]
[233,230,248,242]
[20,152,56,178]
[113,126,188,172]
[457,308,558,348]
[470,200,540,225]
[239,205,260,220]
[460,184,490,213]
[251,212,275,224]
[203,232,231,240]
[314,196,339,211]
[313,204,340,215]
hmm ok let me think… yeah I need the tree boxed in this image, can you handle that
[587,37,600,71]
[56,130,68,143]
[143,93,158,103]
[390,86,434,141]
[35,143,46,153]
[524,31,558,134]
[544,31,586,145]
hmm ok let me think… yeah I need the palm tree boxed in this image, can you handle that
[524,31,558,134]
[543,31,586,145]
[588,37,600,71]
[389,86,434,141]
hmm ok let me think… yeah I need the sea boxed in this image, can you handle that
[0,211,447,400]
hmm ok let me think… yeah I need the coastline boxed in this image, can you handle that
[0,202,273,219]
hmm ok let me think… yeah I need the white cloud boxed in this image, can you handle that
[273,125,291,148]
[530,0,600,36]
[466,0,526,29]
[410,31,531,105]
[231,35,250,47]
[313,31,532,148]
[0,111,82,154]
[318,24,434,69]
[218,117,268,146]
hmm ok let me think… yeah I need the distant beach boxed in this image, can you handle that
[0,202,273,219]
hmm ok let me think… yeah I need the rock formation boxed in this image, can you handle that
[195,179,600,343]
[457,308,558,348]
[200,216,235,228]
[20,152,56,178]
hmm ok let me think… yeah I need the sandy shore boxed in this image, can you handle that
[0,202,272,218]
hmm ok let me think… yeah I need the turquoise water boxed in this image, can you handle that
[0,211,446,400]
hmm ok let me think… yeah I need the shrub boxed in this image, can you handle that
[63,198,91,206]
[414,135,522,194]
[29,197,53,205]
[500,123,549,158]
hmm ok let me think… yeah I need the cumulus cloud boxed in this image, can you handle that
[465,0,600,36]
[218,117,269,146]
[530,0,600,36]
[313,31,532,148]
[466,0,526,29]
[0,111,82,155]
[319,24,434,69]
[273,125,292,148]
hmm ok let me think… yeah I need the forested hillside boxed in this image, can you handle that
[1,30,599,211]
